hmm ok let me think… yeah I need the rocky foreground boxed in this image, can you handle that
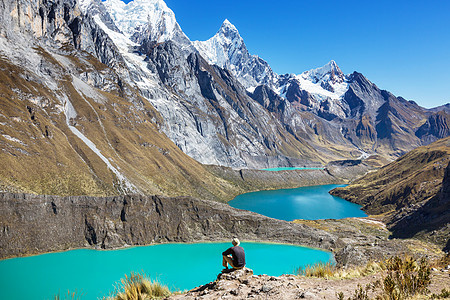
[169,267,450,300]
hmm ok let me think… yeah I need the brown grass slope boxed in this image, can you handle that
[330,136,450,249]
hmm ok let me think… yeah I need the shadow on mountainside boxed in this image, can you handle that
[389,162,450,251]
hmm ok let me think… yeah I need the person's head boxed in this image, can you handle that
[232,238,240,246]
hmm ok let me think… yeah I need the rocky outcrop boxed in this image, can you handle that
[0,192,338,259]
[169,255,450,299]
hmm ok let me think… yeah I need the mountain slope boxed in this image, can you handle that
[330,136,450,249]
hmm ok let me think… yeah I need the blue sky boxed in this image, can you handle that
[123,0,450,108]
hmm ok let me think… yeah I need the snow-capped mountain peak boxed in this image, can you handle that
[192,19,244,68]
[193,19,277,89]
[293,60,348,97]
[219,19,239,36]
[102,0,181,43]
[303,60,345,84]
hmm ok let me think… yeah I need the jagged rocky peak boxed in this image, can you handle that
[278,60,349,108]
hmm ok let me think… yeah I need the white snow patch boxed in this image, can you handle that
[292,60,349,101]
[246,86,256,94]
[2,135,26,146]
[92,15,160,90]
[294,74,348,101]
[358,151,371,160]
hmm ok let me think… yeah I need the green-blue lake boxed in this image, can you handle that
[261,167,324,171]
[229,184,367,221]
[0,242,332,300]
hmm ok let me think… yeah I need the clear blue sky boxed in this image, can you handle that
[122,0,450,108]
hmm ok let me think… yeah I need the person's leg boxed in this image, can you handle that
[222,255,235,269]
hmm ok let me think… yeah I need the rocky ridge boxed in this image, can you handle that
[0,192,337,259]
[85,0,449,168]
[0,0,330,196]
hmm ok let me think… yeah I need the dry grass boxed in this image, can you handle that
[377,256,432,299]
[432,253,450,269]
[104,272,171,300]
[296,261,383,279]
[336,256,436,300]
[296,261,338,278]
[430,288,450,299]
[0,51,246,201]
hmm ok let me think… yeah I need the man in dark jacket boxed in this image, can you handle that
[222,238,245,270]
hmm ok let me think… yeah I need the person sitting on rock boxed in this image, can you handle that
[222,238,245,270]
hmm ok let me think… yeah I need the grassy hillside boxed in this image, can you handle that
[331,136,450,248]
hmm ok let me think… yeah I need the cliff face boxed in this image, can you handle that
[330,137,450,249]
[0,192,338,260]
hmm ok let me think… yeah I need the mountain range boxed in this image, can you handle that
[0,0,448,196]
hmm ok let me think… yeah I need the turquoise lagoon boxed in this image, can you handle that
[0,242,332,300]
[229,184,367,221]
